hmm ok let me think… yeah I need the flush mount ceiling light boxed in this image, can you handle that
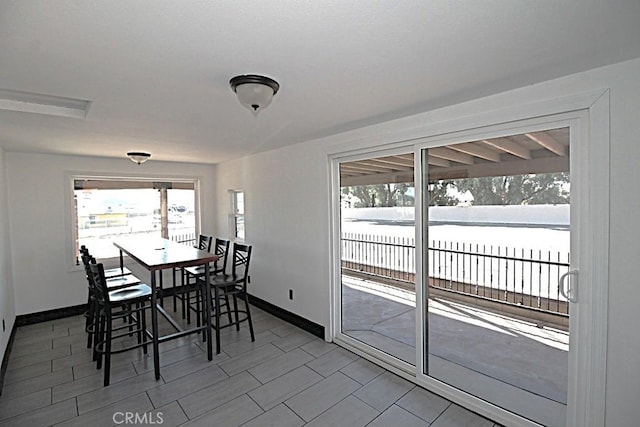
[230,74,280,115]
[127,152,151,165]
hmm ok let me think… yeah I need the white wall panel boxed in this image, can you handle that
[0,148,15,364]
[215,142,331,330]
[5,153,216,315]
[215,57,640,425]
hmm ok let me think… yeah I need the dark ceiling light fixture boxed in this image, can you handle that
[230,74,280,115]
[127,152,151,165]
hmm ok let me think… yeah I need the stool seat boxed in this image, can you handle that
[89,262,152,386]
[106,274,141,291]
[104,266,132,278]
[109,284,152,302]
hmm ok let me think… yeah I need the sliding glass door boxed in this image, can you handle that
[339,151,416,365]
[332,121,583,426]
[421,128,571,426]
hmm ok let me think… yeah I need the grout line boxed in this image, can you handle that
[429,401,453,425]
[175,398,190,420]
[351,393,381,413]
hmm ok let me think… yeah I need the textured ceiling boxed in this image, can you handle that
[1,1,639,164]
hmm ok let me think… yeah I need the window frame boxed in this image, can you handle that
[65,173,201,270]
[327,89,610,427]
[229,189,245,241]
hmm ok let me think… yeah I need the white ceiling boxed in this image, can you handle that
[1,1,639,165]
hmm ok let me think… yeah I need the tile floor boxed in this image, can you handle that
[0,304,500,426]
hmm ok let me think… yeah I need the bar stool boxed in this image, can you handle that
[169,234,213,311]
[81,245,132,277]
[171,235,213,312]
[182,238,230,325]
[89,262,153,386]
[81,249,142,351]
[195,243,254,354]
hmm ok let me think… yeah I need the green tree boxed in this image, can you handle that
[454,172,569,205]
[428,180,459,206]
[341,183,414,207]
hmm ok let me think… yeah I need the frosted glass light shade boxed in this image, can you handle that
[230,75,280,115]
[127,152,150,164]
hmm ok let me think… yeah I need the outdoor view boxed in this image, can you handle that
[340,128,570,426]
[74,180,196,260]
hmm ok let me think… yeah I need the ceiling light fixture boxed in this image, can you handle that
[127,152,151,165]
[230,74,280,115]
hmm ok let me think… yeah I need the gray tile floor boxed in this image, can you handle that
[0,304,500,427]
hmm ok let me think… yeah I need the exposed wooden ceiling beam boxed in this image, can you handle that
[339,164,365,171]
[342,171,414,186]
[429,147,475,164]
[358,159,406,172]
[428,157,450,167]
[481,138,531,159]
[524,132,566,156]
[429,155,568,181]
[394,154,414,162]
[449,142,501,162]
[339,129,569,185]
[340,162,392,173]
[375,156,414,168]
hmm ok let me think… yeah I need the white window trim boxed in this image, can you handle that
[64,172,202,271]
[228,189,245,241]
[328,89,609,427]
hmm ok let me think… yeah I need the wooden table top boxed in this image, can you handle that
[114,237,219,271]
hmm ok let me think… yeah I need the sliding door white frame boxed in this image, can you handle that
[328,89,609,427]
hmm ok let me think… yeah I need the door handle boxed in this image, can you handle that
[559,269,579,303]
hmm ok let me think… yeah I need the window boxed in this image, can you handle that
[73,177,198,261]
[230,190,245,240]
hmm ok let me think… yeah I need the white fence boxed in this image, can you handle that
[342,205,570,227]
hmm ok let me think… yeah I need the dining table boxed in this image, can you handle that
[113,237,218,380]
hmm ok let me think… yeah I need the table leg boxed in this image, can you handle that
[158,272,164,308]
[204,263,214,358]
[150,270,161,380]
[172,268,176,313]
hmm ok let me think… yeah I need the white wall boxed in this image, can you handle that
[215,143,331,328]
[0,148,15,365]
[343,205,570,226]
[215,57,640,425]
[5,152,216,316]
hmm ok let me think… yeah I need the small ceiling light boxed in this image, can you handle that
[230,74,280,115]
[127,152,151,165]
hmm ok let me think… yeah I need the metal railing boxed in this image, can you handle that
[169,232,196,245]
[341,232,570,315]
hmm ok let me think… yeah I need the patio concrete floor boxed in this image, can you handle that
[341,275,569,405]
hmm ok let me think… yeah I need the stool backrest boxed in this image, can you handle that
[196,235,213,252]
[230,243,252,283]
[88,262,109,306]
[213,238,230,275]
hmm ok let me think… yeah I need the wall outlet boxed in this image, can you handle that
[289,289,293,300]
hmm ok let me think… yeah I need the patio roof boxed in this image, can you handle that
[340,128,569,186]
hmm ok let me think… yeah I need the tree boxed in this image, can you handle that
[428,180,459,206]
[341,183,414,207]
[454,172,569,205]
[342,172,569,207]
